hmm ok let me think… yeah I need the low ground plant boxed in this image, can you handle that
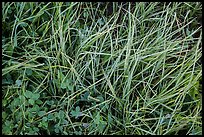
[2,2,202,135]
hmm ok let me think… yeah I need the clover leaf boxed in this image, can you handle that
[70,106,83,119]
[15,79,22,87]
[28,99,35,105]
[32,93,40,100]
[24,90,40,101]
[60,78,74,91]
[24,90,33,99]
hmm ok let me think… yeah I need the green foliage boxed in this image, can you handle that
[24,90,40,105]
[2,2,202,135]
[15,80,22,87]
[3,120,14,135]
[70,106,83,119]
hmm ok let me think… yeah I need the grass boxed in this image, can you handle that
[2,2,202,135]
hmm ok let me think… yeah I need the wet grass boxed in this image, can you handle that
[2,2,202,135]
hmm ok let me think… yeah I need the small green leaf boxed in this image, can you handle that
[33,127,39,132]
[28,113,34,119]
[14,98,20,106]
[97,96,104,102]
[32,93,40,100]
[102,55,110,63]
[68,85,74,91]
[28,99,35,105]
[26,69,33,76]
[58,110,64,119]
[63,131,68,135]
[98,18,104,26]
[16,80,22,87]
[66,79,74,91]
[38,122,43,127]
[61,78,73,90]
[76,106,80,112]
[108,113,113,124]
[61,82,67,89]
[83,11,88,18]
[2,112,7,120]
[38,111,46,117]
[3,120,13,135]
[66,78,71,83]
[31,105,40,112]
[70,106,82,119]
[48,113,55,121]
[2,100,7,107]
[81,92,89,101]
[42,122,48,128]
[46,100,54,106]
[36,100,43,105]
[95,112,100,125]
[55,128,59,133]
[62,119,68,125]
[54,112,59,118]
[3,73,13,84]
[42,117,47,122]
[24,90,33,99]
[19,95,26,104]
